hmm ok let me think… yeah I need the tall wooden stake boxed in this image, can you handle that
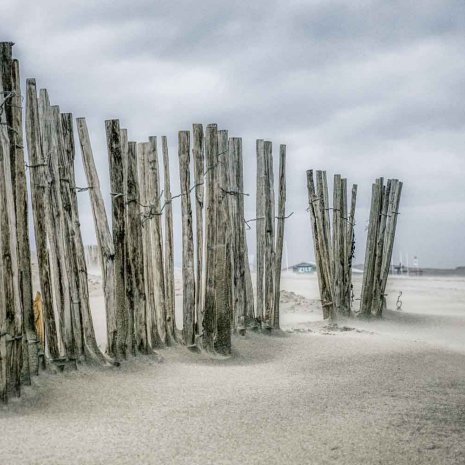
[178,131,195,347]
[76,117,117,358]
[126,140,148,353]
[273,145,286,329]
[148,137,168,344]
[192,124,204,335]
[255,139,266,325]
[26,80,60,362]
[162,136,176,341]
[11,60,37,378]
[106,119,128,359]
[62,114,106,363]
[203,124,218,350]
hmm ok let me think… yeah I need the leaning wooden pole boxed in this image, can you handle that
[192,124,204,335]
[359,178,383,316]
[376,180,403,317]
[38,89,68,357]
[26,80,60,361]
[273,145,286,329]
[0,42,23,397]
[11,59,38,378]
[76,117,117,358]
[162,136,176,342]
[345,184,357,315]
[106,119,128,360]
[52,104,82,359]
[61,113,107,364]
[178,131,195,347]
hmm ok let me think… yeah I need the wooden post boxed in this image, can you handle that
[273,145,286,329]
[255,139,266,325]
[360,178,383,316]
[138,143,157,348]
[192,124,204,335]
[38,89,68,357]
[61,113,106,363]
[263,141,275,329]
[332,174,343,316]
[376,180,403,317]
[11,60,38,378]
[307,170,334,319]
[25,80,60,362]
[340,178,349,315]
[52,104,81,359]
[346,184,357,315]
[203,124,218,350]
[214,131,232,354]
[76,117,117,358]
[126,140,148,353]
[371,180,391,316]
[106,119,127,360]
[148,137,168,344]
[162,136,176,341]
[178,131,195,347]
[229,137,246,332]
[0,42,23,397]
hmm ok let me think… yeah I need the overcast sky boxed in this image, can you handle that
[2,0,464,268]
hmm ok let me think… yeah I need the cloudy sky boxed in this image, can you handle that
[2,0,464,268]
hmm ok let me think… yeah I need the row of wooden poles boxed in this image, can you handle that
[0,43,288,403]
[306,170,402,320]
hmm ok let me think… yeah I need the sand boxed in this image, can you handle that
[1,272,465,464]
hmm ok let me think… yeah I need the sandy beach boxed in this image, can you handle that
[1,272,464,465]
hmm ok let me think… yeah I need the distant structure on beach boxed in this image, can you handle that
[290,262,316,274]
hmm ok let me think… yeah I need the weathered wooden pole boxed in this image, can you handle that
[255,139,266,325]
[52,104,81,359]
[11,59,38,378]
[120,128,135,355]
[332,174,344,316]
[26,80,60,362]
[106,120,128,359]
[203,124,218,350]
[360,178,383,316]
[138,142,158,348]
[346,184,357,314]
[376,180,403,317]
[214,130,232,354]
[192,124,204,335]
[61,113,106,363]
[263,141,275,329]
[38,89,68,357]
[273,145,286,329]
[148,137,168,345]
[307,170,333,319]
[126,140,148,353]
[229,137,246,333]
[178,131,195,347]
[162,136,176,341]
[76,117,117,357]
[340,177,349,315]
[371,179,391,316]
[0,42,23,396]
[137,142,159,348]
[316,171,334,318]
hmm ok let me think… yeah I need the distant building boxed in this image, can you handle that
[291,262,316,274]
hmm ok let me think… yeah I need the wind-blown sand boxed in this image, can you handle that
[1,272,464,464]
